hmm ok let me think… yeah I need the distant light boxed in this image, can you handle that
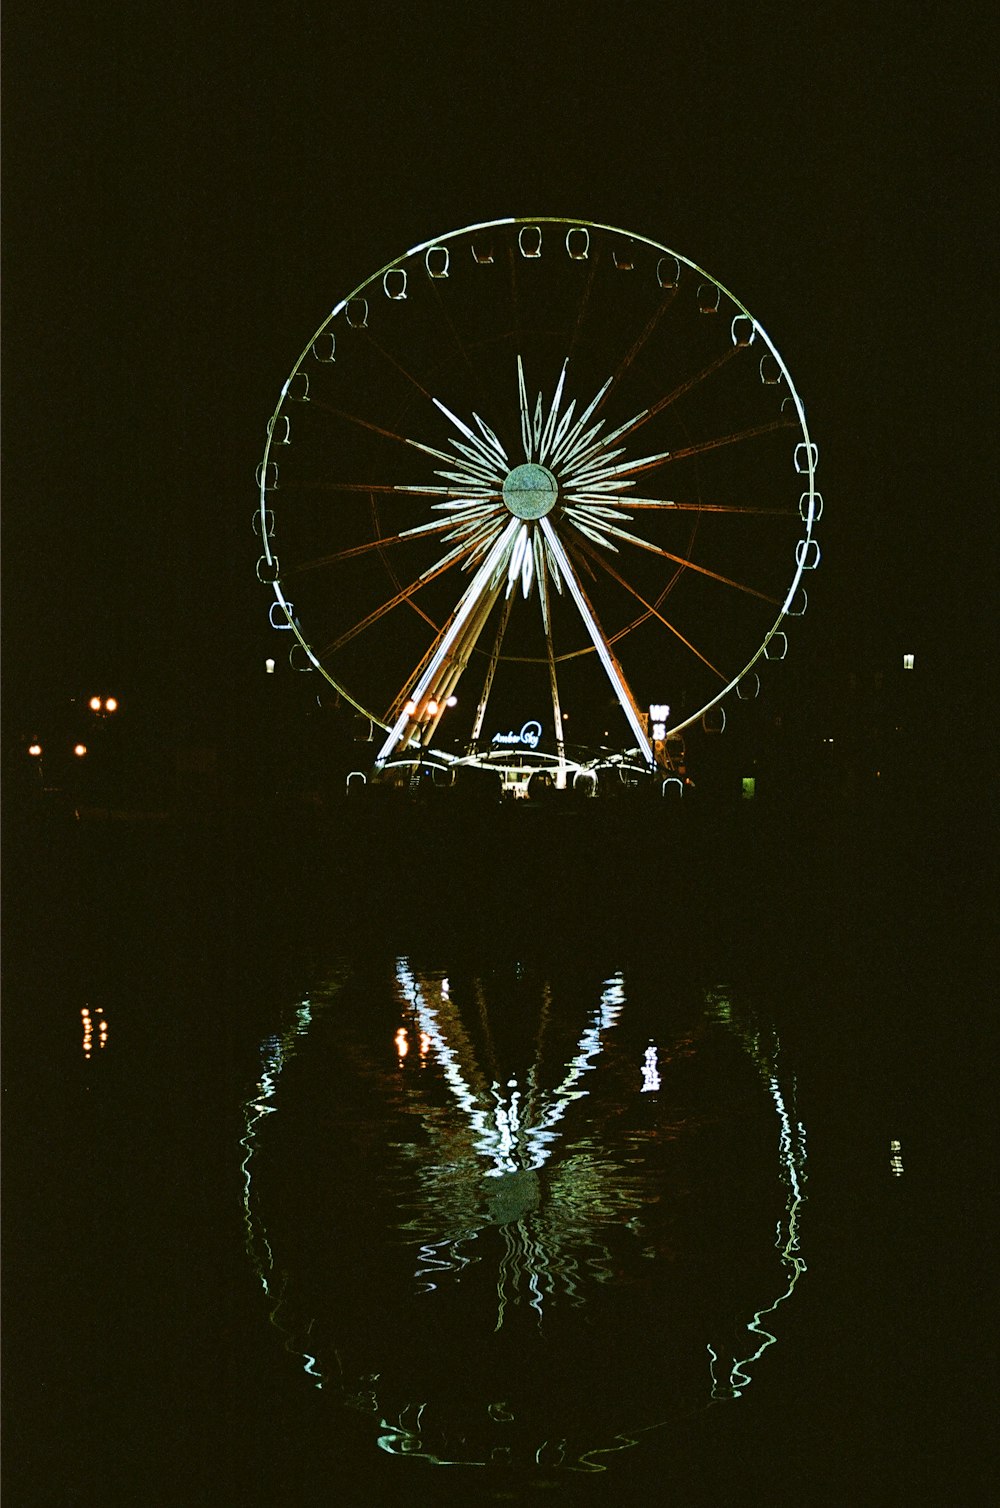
[651,722,666,740]
[394,1027,409,1060]
[105,697,118,712]
[427,699,439,715]
[28,743,42,757]
[74,743,88,758]
[403,700,416,716]
[649,703,670,721]
[903,653,915,670]
[446,695,458,708]
[89,696,102,711]
[264,658,276,675]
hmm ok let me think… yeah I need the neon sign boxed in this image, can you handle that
[491,720,542,750]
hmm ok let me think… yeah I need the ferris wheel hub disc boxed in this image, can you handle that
[502,462,558,521]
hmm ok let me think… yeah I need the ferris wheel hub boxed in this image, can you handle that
[502,462,558,521]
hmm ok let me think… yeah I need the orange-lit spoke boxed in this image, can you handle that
[598,522,781,605]
[617,497,798,516]
[312,400,470,469]
[665,414,797,464]
[574,538,727,681]
[292,520,455,575]
[363,331,435,401]
[603,287,681,403]
[321,552,467,655]
[288,481,500,499]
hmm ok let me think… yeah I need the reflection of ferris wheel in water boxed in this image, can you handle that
[255,219,821,786]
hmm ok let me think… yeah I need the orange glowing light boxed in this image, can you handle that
[28,743,43,757]
[89,696,102,711]
[74,743,88,758]
[394,1027,409,1058]
[105,697,118,712]
[427,699,439,715]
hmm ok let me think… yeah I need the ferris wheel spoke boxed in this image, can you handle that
[665,414,797,464]
[375,520,520,765]
[599,287,680,411]
[290,517,457,573]
[608,496,798,515]
[312,400,484,471]
[593,521,781,605]
[322,547,474,656]
[573,537,727,681]
[433,398,509,469]
[539,518,651,759]
[362,330,435,401]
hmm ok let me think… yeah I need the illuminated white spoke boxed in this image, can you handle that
[521,534,535,598]
[548,398,577,459]
[448,438,506,479]
[433,398,507,472]
[566,516,620,552]
[532,392,544,455]
[539,517,651,757]
[472,413,508,465]
[506,523,530,597]
[563,404,649,470]
[538,360,569,464]
[434,466,502,489]
[563,501,633,522]
[517,356,533,461]
[423,536,486,578]
[566,449,671,488]
[552,417,606,471]
[549,378,612,467]
[442,514,503,544]
[564,480,634,499]
[375,520,520,766]
[395,483,499,499]
[400,516,477,539]
[435,450,502,484]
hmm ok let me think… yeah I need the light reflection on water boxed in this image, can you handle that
[240,959,807,1475]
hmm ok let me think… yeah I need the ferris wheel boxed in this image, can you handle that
[255,218,820,786]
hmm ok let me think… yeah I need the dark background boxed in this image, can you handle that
[3,1,994,774]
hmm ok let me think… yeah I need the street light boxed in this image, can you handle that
[74,743,88,758]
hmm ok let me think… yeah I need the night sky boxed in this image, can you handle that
[3,3,992,757]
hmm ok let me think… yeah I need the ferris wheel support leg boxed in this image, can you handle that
[539,518,653,765]
[537,563,567,787]
[423,579,504,744]
[466,590,515,756]
[374,521,519,768]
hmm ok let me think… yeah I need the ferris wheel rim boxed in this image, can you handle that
[257,217,820,757]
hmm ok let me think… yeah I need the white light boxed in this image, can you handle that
[88,696,101,711]
[427,699,439,716]
[28,743,42,757]
[264,658,276,675]
[74,743,88,758]
[651,722,666,740]
[903,653,914,670]
[446,695,458,707]
[649,703,670,720]
[404,700,416,716]
[104,696,118,712]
